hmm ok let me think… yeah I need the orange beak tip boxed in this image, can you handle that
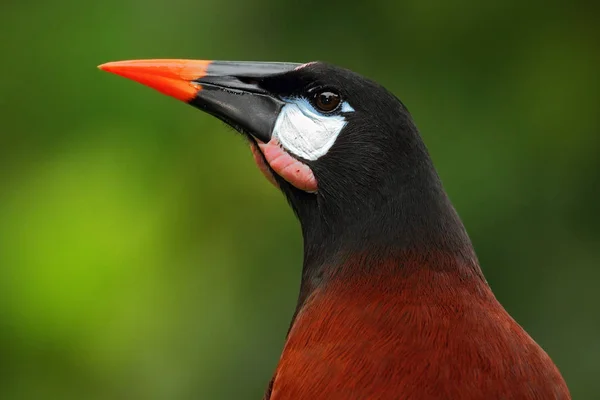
[96,59,211,102]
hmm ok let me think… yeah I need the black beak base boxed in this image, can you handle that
[189,61,300,143]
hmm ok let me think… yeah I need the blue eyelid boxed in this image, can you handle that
[341,102,354,113]
[284,97,355,116]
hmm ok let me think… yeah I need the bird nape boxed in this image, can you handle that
[99,59,570,400]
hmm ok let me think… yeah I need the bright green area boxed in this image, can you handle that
[1,0,598,398]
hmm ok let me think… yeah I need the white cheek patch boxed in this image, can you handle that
[272,98,354,161]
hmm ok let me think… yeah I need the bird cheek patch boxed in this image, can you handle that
[272,99,352,161]
[257,139,318,193]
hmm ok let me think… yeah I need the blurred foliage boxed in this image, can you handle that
[0,0,598,398]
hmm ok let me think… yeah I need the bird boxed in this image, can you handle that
[98,59,571,400]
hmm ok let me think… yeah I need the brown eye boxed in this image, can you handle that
[314,91,341,112]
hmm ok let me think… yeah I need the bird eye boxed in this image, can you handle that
[313,90,341,113]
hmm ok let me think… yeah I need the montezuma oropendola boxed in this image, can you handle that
[99,59,570,399]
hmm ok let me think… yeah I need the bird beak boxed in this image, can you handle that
[98,59,300,143]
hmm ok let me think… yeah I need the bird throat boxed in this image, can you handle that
[292,170,483,315]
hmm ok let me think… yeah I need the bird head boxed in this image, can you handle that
[99,60,473,268]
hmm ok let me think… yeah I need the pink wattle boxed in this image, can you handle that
[255,139,318,193]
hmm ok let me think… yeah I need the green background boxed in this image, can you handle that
[1,0,598,398]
